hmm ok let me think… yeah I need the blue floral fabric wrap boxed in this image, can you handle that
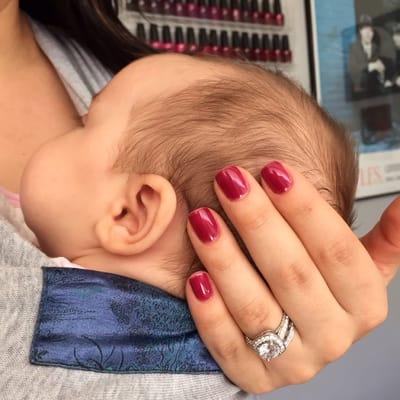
[30,267,220,374]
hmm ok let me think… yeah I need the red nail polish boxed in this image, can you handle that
[250,0,260,23]
[136,23,146,43]
[241,32,251,60]
[199,28,211,54]
[273,0,284,26]
[174,26,187,53]
[189,208,220,243]
[210,30,221,56]
[208,0,221,20]
[261,161,293,194]
[231,0,241,21]
[281,35,292,63]
[189,272,213,301]
[162,25,174,51]
[262,0,273,25]
[162,0,174,15]
[216,165,249,200]
[174,0,187,16]
[271,34,281,62]
[186,0,198,17]
[232,31,242,58]
[241,0,251,22]
[198,0,208,18]
[220,0,231,20]
[150,24,162,50]
[261,34,271,62]
[221,30,232,58]
[187,27,198,53]
[251,33,261,62]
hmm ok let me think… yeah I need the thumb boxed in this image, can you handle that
[361,197,400,285]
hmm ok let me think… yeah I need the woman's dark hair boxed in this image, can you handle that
[20,0,157,74]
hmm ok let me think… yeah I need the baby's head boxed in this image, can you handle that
[20,54,358,298]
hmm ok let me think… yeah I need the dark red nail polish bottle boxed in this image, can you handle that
[162,0,175,15]
[174,26,187,53]
[241,32,251,59]
[251,33,261,61]
[149,0,161,14]
[220,0,231,20]
[273,0,284,26]
[231,0,241,21]
[136,23,146,42]
[220,30,232,57]
[150,24,162,50]
[232,31,242,58]
[137,0,147,11]
[126,0,139,11]
[187,27,198,53]
[210,29,221,55]
[271,34,281,62]
[262,0,273,24]
[187,0,199,17]
[199,28,211,53]
[250,0,260,24]
[240,0,251,22]
[198,0,208,18]
[174,0,187,16]
[162,25,174,51]
[281,35,292,62]
[261,33,271,61]
[208,0,221,20]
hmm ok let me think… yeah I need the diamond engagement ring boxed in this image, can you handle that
[245,313,295,362]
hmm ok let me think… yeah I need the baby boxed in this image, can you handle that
[19,53,358,299]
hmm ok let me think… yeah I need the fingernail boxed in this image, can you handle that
[261,161,293,194]
[215,165,250,201]
[189,272,213,301]
[188,207,220,243]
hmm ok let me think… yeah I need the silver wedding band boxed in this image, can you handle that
[245,313,295,362]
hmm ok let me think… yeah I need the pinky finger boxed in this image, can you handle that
[186,271,274,395]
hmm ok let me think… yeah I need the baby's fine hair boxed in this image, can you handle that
[114,57,358,278]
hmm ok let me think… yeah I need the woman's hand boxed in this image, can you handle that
[185,162,399,394]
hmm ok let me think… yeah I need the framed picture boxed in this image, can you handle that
[307,0,400,199]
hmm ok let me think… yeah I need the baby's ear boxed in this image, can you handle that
[95,174,177,255]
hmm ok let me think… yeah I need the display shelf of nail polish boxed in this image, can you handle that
[125,0,285,28]
[136,23,292,64]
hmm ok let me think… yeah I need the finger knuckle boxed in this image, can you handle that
[286,365,318,385]
[236,298,272,331]
[321,335,351,363]
[319,239,353,267]
[275,261,311,290]
[240,204,270,232]
[248,381,273,395]
[360,303,388,332]
[213,340,242,363]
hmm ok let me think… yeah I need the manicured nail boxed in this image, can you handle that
[188,207,220,243]
[215,165,250,200]
[189,272,213,301]
[261,161,293,194]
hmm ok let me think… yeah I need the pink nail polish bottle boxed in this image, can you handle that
[281,35,292,63]
[273,0,284,26]
[210,29,221,55]
[198,0,208,18]
[187,27,198,53]
[208,0,221,20]
[187,0,199,17]
[150,24,162,50]
[250,0,260,24]
[174,0,187,16]
[231,0,241,21]
[199,28,211,54]
[261,33,271,62]
[162,25,174,51]
[221,30,232,57]
[251,33,261,61]
[241,32,251,59]
[174,26,188,53]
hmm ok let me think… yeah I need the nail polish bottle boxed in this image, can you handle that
[250,0,260,24]
[261,33,271,61]
[262,0,273,25]
[220,0,231,20]
[232,31,242,58]
[281,35,292,62]
[187,0,199,17]
[150,24,162,50]
[136,23,146,42]
[199,28,211,54]
[162,25,174,51]
[126,0,139,11]
[162,0,175,15]
[251,33,261,61]
[241,32,251,59]
[174,0,187,16]
[174,26,187,53]
[231,0,241,21]
[271,34,281,62]
[273,0,284,26]
[137,0,147,12]
[187,27,198,53]
[221,30,232,57]
[208,0,221,20]
[198,0,208,18]
[240,0,251,22]
[149,0,161,14]
[210,29,221,55]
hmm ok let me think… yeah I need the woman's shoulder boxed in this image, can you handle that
[28,17,113,115]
